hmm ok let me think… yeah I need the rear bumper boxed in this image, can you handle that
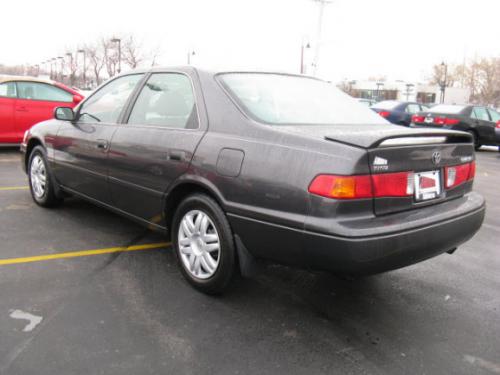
[229,192,485,275]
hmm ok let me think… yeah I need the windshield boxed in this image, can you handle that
[218,73,388,125]
[371,100,401,110]
[429,104,466,114]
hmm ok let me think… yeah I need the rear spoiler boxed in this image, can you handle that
[374,132,472,148]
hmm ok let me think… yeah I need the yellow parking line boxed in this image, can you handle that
[0,242,171,266]
[0,186,29,191]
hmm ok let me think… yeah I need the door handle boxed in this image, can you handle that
[16,106,28,112]
[96,139,109,151]
[168,150,186,161]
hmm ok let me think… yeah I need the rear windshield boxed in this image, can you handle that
[429,104,466,114]
[218,73,387,125]
[371,100,401,110]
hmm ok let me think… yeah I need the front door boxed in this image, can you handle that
[0,82,17,143]
[107,72,205,225]
[53,74,145,203]
[471,106,495,143]
[14,81,75,142]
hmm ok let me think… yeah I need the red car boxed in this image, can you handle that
[0,76,84,145]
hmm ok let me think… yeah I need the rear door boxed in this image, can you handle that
[53,74,145,203]
[107,72,205,224]
[15,81,74,141]
[470,106,495,143]
[0,82,17,143]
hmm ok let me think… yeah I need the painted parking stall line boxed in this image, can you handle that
[0,242,171,266]
[0,186,29,191]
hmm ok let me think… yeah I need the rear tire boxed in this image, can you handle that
[171,193,237,294]
[28,146,62,207]
[467,130,481,150]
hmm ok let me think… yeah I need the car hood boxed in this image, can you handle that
[273,124,470,149]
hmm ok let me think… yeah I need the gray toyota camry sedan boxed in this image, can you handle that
[21,67,485,294]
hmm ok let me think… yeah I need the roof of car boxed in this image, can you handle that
[0,75,57,85]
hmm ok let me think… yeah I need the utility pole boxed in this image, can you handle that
[57,56,64,82]
[440,61,448,104]
[66,52,74,86]
[311,0,332,76]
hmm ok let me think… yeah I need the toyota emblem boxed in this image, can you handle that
[432,151,441,165]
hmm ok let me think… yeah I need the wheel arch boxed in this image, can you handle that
[163,175,227,233]
[24,137,44,171]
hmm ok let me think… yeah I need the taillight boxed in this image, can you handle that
[444,161,475,189]
[378,111,390,118]
[308,175,372,199]
[434,117,459,125]
[412,115,425,123]
[371,171,414,197]
[496,120,500,129]
[308,171,414,199]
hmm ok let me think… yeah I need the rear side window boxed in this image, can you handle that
[78,74,144,124]
[128,73,198,129]
[405,104,420,114]
[372,100,401,110]
[17,82,73,102]
[471,107,491,121]
[219,73,387,125]
[488,109,500,122]
[430,105,466,114]
[0,82,17,98]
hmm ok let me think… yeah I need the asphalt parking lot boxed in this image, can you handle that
[0,147,499,375]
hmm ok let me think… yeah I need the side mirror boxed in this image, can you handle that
[73,94,83,104]
[54,107,75,121]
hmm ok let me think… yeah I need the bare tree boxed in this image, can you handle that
[85,43,105,86]
[122,35,144,69]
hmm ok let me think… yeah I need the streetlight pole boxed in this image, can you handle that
[66,52,74,85]
[57,56,64,82]
[300,40,310,74]
[187,50,195,65]
[111,38,121,74]
[405,83,414,101]
[376,82,384,101]
[440,61,448,104]
[78,49,86,88]
[311,0,332,76]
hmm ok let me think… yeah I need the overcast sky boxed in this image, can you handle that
[0,0,498,82]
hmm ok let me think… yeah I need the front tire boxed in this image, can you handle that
[28,146,62,207]
[172,194,237,294]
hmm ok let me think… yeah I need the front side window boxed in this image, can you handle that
[471,107,490,121]
[0,82,17,98]
[128,73,197,129]
[17,82,73,102]
[430,104,466,114]
[78,74,144,123]
[218,73,387,126]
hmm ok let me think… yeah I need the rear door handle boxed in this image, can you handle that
[168,150,186,161]
[16,106,28,112]
[96,139,109,151]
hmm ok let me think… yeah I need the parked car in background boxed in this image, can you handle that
[21,68,485,294]
[356,98,377,107]
[0,76,84,145]
[371,100,430,126]
[411,104,500,151]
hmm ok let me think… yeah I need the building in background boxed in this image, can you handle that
[341,80,470,105]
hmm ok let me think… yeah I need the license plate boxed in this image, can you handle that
[414,170,441,201]
[424,117,434,123]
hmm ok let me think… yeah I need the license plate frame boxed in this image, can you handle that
[424,117,434,123]
[414,170,441,201]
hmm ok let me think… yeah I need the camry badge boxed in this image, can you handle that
[432,151,441,165]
